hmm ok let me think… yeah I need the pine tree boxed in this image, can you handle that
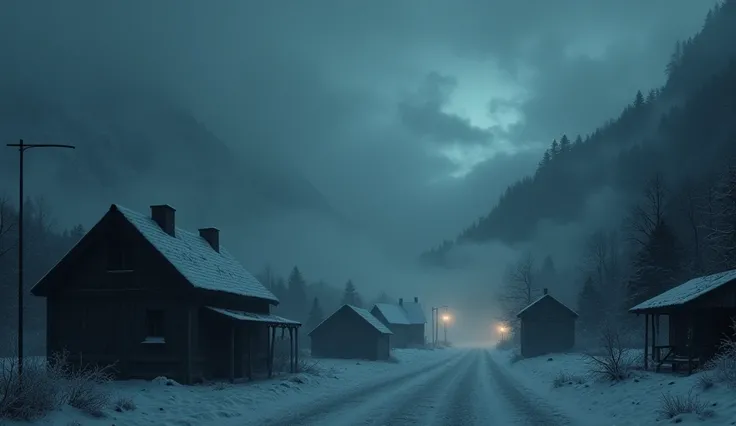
[558,135,571,154]
[375,291,392,304]
[287,266,308,321]
[634,90,645,108]
[306,297,324,332]
[573,135,583,145]
[628,220,682,305]
[646,89,657,104]
[538,150,552,171]
[577,276,605,333]
[550,139,560,157]
[341,280,362,307]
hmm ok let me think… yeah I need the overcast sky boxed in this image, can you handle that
[0,1,717,312]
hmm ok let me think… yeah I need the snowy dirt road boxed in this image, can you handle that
[251,348,580,426]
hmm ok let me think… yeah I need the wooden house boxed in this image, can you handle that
[31,204,301,384]
[371,297,426,347]
[629,268,736,374]
[516,289,578,358]
[371,303,411,348]
[309,304,392,360]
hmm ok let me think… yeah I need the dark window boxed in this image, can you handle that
[107,236,131,271]
[145,309,165,338]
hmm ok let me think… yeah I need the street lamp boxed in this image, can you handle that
[441,313,451,345]
[6,139,75,379]
[497,324,508,341]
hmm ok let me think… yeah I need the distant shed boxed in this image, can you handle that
[371,303,411,348]
[309,305,393,360]
[629,268,736,374]
[517,289,578,358]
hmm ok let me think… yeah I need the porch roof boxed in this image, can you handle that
[629,268,736,313]
[206,307,301,327]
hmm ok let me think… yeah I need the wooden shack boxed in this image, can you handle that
[371,303,411,348]
[399,297,427,346]
[629,268,736,374]
[309,304,392,360]
[31,204,301,384]
[516,289,578,358]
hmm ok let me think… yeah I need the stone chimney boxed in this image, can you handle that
[199,227,220,252]
[151,205,176,237]
[543,288,548,295]
[414,297,418,303]
[399,298,403,306]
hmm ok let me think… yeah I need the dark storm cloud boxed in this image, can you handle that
[0,0,716,290]
[398,72,493,146]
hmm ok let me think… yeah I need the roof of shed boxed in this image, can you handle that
[309,304,393,336]
[373,303,411,325]
[401,302,427,324]
[629,268,736,313]
[516,294,579,318]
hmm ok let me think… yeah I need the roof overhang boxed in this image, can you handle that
[206,307,301,327]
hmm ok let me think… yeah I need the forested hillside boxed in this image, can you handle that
[423,0,736,263]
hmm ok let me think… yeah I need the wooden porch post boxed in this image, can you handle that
[246,327,253,381]
[229,322,235,383]
[651,313,657,363]
[643,314,649,371]
[294,328,299,373]
[268,326,276,378]
[185,307,193,385]
[288,328,294,373]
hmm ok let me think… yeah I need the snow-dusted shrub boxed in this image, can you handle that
[657,389,713,420]
[552,371,586,388]
[0,355,65,420]
[704,319,736,387]
[53,351,114,418]
[582,324,635,381]
[696,373,715,390]
[113,396,136,412]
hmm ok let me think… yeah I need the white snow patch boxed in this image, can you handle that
[490,349,736,425]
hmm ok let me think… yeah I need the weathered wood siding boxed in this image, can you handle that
[311,308,387,360]
[519,297,576,358]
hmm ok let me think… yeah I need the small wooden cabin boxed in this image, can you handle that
[371,303,411,348]
[31,204,301,384]
[629,268,736,374]
[309,304,392,360]
[516,289,578,358]
[399,297,427,346]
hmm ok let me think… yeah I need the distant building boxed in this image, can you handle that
[31,204,301,384]
[629,268,736,375]
[371,297,427,347]
[309,304,392,360]
[516,289,578,358]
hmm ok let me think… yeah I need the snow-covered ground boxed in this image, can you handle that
[6,348,459,426]
[490,349,736,425]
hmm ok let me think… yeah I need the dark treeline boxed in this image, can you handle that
[253,266,394,335]
[0,195,85,355]
[422,0,736,265]
[423,0,736,340]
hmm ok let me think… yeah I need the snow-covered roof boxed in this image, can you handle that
[629,268,736,312]
[114,204,279,302]
[348,305,393,334]
[516,294,578,318]
[401,302,427,324]
[206,307,300,326]
[373,303,411,325]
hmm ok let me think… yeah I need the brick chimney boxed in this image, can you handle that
[543,288,548,295]
[151,205,176,237]
[399,298,403,306]
[199,227,220,252]
[414,297,418,303]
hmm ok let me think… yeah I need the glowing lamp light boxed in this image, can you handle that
[441,314,451,323]
[497,325,508,334]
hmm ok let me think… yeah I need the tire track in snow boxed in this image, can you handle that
[256,349,470,426]
[484,350,575,426]
[430,349,494,426]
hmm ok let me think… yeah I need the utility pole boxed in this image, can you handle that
[6,140,75,380]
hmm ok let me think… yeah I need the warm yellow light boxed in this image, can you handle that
[441,314,451,322]
[497,325,508,333]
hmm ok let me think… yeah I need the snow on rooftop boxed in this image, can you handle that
[205,307,301,326]
[347,305,393,334]
[516,294,578,318]
[630,268,736,312]
[373,303,411,325]
[401,302,427,324]
[114,204,278,302]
